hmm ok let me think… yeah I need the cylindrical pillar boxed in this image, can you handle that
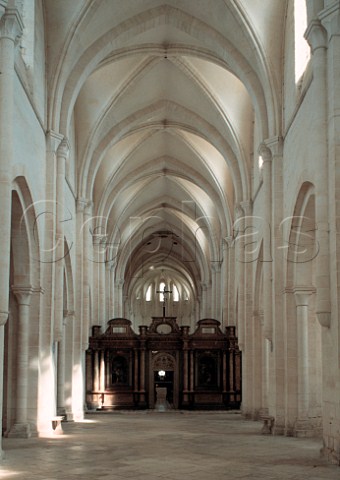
[54,139,69,341]
[57,314,68,415]
[294,289,314,420]
[0,10,23,451]
[258,145,273,343]
[93,350,100,392]
[305,21,330,328]
[9,285,33,437]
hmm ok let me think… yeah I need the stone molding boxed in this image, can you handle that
[319,3,340,40]
[11,285,34,305]
[0,9,23,43]
[293,286,316,307]
[0,311,8,326]
[46,130,64,154]
[57,137,70,160]
[0,1,7,18]
[305,19,328,52]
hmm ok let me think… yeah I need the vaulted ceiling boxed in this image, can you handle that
[45,0,286,297]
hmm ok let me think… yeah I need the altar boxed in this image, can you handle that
[86,316,241,410]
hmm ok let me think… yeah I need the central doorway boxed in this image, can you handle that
[149,352,179,409]
[154,370,174,407]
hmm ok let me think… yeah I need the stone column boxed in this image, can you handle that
[109,265,115,318]
[221,242,229,327]
[0,8,23,455]
[57,312,70,417]
[225,236,235,326]
[293,287,315,436]
[82,202,92,351]
[105,262,111,324]
[200,283,208,318]
[54,139,69,342]
[234,203,245,350]
[241,200,254,416]
[117,280,124,317]
[258,144,273,344]
[211,263,221,320]
[9,285,33,438]
[305,21,330,328]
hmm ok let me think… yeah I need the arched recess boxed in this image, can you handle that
[284,182,322,436]
[3,177,41,436]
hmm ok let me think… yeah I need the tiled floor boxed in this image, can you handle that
[1,411,339,479]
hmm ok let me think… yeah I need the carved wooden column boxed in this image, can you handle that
[181,326,190,405]
[139,326,147,405]
[9,285,33,438]
[189,350,194,393]
[93,350,100,392]
[99,349,105,392]
[0,8,23,454]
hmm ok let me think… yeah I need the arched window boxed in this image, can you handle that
[173,284,179,302]
[159,282,166,301]
[146,284,152,302]
[294,0,310,84]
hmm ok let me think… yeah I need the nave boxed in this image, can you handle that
[1,412,339,480]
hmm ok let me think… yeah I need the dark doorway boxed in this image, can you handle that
[154,370,174,405]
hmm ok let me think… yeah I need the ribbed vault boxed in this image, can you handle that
[44,0,286,327]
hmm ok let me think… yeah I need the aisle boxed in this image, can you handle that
[1,411,339,479]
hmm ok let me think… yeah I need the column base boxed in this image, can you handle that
[321,446,340,466]
[8,423,32,438]
[64,412,74,422]
[293,418,322,438]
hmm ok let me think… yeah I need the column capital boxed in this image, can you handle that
[240,200,252,216]
[258,143,272,163]
[11,285,34,306]
[211,262,221,273]
[0,1,7,18]
[305,19,328,52]
[234,203,244,219]
[293,286,316,307]
[0,310,8,326]
[319,3,340,40]
[0,9,24,43]
[223,235,234,248]
[258,137,283,162]
[77,197,92,214]
[57,137,70,160]
[46,130,64,153]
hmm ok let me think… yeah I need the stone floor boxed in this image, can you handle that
[1,411,339,479]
